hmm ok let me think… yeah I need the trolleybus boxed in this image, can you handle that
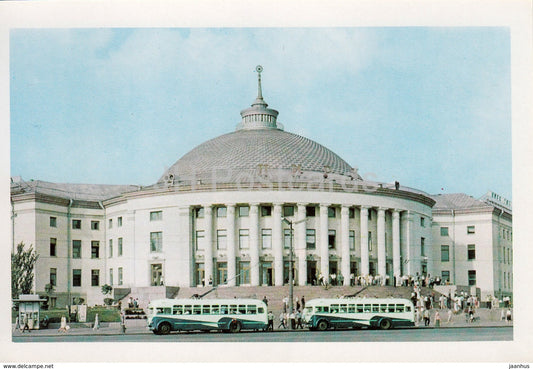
[302,297,415,331]
[147,298,268,334]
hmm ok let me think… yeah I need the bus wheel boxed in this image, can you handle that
[229,321,242,333]
[158,322,171,335]
[317,320,328,331]
[379,319,392,330]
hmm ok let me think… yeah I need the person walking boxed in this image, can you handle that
[120,311,127,334]
[434,311,441,327]
[21,314,29,333]
[262,296,268,306]
[278,312,287,329]
[423,309,430,327]
[267,311,274,331]
[93,313,100,330]
[296,310,303,329]
[506,309,512,324]
[301,296,305,309]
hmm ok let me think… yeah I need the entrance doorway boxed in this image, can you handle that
[329,261,338,285]
[151,264,163,286]
[307,261,317,285]
[216,262,227,286]
[261,262,273,286]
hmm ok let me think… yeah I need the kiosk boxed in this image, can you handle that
[14,294,47,330]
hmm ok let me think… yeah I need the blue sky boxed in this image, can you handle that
[10,27,511,199]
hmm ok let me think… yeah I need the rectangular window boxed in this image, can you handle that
[306,206,316,217]
[262,229,273,249]
[50,216,57,227]
[72,240,81,259]
[283,229,293,249]
[91,241,100,259]
[150,232,163,252]
[283,205,295,217]
[420,217,425,227]
[368,231,372,251]
[328,230,336,249]
[50,268,57,287]
[217,230,227,250]
[73,269,82,287]
[72,219,81,229]
[306,229,316,249]
[442,270,450,283]
[421,237,425,257]
[349,207,355,219]
[196,230,205,250]
[239,229,249,249]
[91,221,100,230]
[328,207,336,218]
[441,245,449,262]
[440,227,449,236]
[91,269,100,286]
[195,207,205,218]
[468,270,476,286]
[216,207,227,218]
[150,211,163,221]
[349,230,355,250]
[238,206,249,217]
[50,238,57,257]
[118,217,122,227]
[239,262,250,285]
[468,244,476,260]
[118,237,123,256]
[261,206,272,217]
[118,267,123,285]
[109,239,114,258]
[109,268,113,286]
[467,225,475,234]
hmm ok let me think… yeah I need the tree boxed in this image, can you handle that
[101,284,113,306]
[11,242,39,300]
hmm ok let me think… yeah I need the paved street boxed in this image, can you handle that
[13,326,512,343]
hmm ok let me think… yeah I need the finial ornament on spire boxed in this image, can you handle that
[256,65,263,99]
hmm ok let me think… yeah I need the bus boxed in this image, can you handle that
[146,298,268,335]
[302,297,415,331]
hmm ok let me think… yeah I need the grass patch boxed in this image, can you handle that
[12,307,120,323]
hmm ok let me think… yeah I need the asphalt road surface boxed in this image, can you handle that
[13,326,512,343]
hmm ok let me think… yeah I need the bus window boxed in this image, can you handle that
[202,306,211,315]
[396,304,404,312]
[193,305,202,315]
[330,304,339,314]
[348,304,356,313]
[372,305,379,313]
[405,305,411,312]
[172,305,183,315]
[163,308,171,314]
[316,306,328,313]
[184,305,192,315]
[156,308,164,314]
[357,304,364,313]
[247,305,257,314]
[230,305,238,314]
[340,304,347,313]
[388,304,396,313]
[211,305,220,314]
[380,304,387,313]
[220,305,228,315]
[364,304,371,313]
[258,307,264,314]
[238,305,247,314]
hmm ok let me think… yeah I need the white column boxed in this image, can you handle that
[392,209,401,286]
[319,204,329,279]
[226,204,236,287]
[297,203,307,286]
[177,206,192,287]
[273,203,283,286]
[249,203,260,286]
[403,211,414,276]
[377,208,386,284]
[203,205,214,286]
[340,205,350,286]
[360,206,369,276]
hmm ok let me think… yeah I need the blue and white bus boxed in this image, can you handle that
[302,297,415,331]
[147,298,268,335]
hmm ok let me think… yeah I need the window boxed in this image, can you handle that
[108,219,113,228]
[118,267,123,285]
[196,230,205,250]
[261,206,272,217]
[109,239,113,257]
[328,207,336,218]
[328,230,336,249]
[420,217,425,227]
[349,230,355,250]
[50,216,57,227]
[50,268,57,287]
[468,270,476,286]
[150,211,163,221]
[118,237,123,256]
[441,245,449,262]
[349,207,355,219]
[306,229,316,249]
[283,229,292,249]
[150,232,163,252]
[421,237,425,257]
[442,270,450,283]
[467,244,476,260]
[368,210,372,221]
[306,206,316,217]
[50,238,57,257]
[467,225,475,234]
[440,227,449,236]
[109,268,113,285]
[72,219,81,229]
[217,230,227,250]
[73,269,82,287]
[283,205,294,217]
[238,206,249,217]
[91,241,100,259]
[195,207,205,218]
[239,262,250,285]
[368,231,372,251]
[239,229,249,249]
[91,269,100,286]
[262,229,272,249]
[118,217,122,227]
[216,207,227,218]
[72,240,81,259]
[91,221,100,230]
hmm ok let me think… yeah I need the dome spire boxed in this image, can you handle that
[256,65,263,100]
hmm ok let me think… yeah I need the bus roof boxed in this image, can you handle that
[305,297,413,305]
[147,298,266,307]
